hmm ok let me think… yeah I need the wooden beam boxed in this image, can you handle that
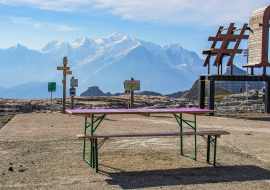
[57,66,70,70]
[63,71,72,74]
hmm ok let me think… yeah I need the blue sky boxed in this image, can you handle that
[0,0,269,58]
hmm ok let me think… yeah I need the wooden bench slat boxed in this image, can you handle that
[77,131,230,139]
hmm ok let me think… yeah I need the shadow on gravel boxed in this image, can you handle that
[217,116,270,122]
[150,115,172,118]
[240,117,270,121]
[104,165,270,189]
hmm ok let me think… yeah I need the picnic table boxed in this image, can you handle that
[66,108,229,172]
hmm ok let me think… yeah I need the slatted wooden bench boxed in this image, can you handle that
[77,130,230,172]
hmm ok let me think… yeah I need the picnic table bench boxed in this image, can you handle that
[77,131,230,172]
[66,108,230,173]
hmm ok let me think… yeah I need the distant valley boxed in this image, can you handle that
[0,64,254,100]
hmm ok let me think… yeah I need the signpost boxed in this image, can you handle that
[48,82,56,112]
[70,76,78,109]
[125,78,140,109]
[125,80,140,91]
[57,57,72,113]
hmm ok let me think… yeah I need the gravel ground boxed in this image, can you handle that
[0,112,270,189]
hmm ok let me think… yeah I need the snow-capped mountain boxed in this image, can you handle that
[0,32,219,96]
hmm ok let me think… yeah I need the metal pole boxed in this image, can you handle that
[194,113,197,161]
[51,91,52,113]
[214,135,217,166]
[90,114,94,167]
[246,49,248,100]
[199,76,205,109]
[207,135,210,163]
[208,80,215,116]
[246,68,248,100]
[130,77,134,109]
[180,113,183,155]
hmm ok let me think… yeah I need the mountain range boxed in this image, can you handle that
[0,32,250,98]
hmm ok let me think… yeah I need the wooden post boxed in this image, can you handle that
[130,77,134,109]
[71,76,74,109]
[63,57,67,113]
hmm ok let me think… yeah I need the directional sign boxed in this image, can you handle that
[57,66,70,70]
[71,79,78,87]
[125,80,140,91]
[48,82,56,92]
[64,71,72,74]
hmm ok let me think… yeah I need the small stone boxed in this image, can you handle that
[9,163,13,165]
[8,167,13,171]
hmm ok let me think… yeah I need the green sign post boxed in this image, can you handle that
[48,82,56,92]
[48,82,56,112]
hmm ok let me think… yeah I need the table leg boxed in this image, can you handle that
[214,135,217,166]
[180,113,183,155]
[83,116,87,161]
[94,139,98,172]
[207,135,211,163]
[92,140,95,168]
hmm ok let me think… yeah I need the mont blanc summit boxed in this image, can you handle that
[0,32,204,95]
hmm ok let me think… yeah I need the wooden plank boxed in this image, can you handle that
[63,71,72,74]
[57,66,70,70]
[77,131,230,139]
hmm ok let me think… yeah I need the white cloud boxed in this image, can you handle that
[10,16,44,28]
[9,16,76,30]
[2,0,269,26]
[56,25,76,31]
[174,64,187,69]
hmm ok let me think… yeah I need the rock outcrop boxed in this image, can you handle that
[80,86,112,96]
[0,89,265,116]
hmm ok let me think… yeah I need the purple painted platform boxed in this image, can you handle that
[66,108,216,115]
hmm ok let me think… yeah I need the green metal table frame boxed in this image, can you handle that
[82,113,219,173]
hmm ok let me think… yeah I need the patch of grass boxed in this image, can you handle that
[0,115,15,129]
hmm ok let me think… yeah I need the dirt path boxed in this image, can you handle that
[1,112,270,189]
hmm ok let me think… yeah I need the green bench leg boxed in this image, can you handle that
[214,135,217,166]
[206,135,218,166]
[95,138,98,173]
[207,135,211,163]
[91,139,98,173]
